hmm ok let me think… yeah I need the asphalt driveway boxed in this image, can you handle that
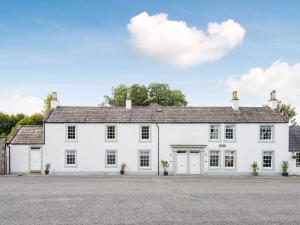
[0,175,300,225]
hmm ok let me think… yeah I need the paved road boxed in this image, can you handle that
[0,176,300,225]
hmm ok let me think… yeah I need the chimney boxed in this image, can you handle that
[126,90,132,110]
[231,91,239,111]
[268,90,278,110]
[50,92,59,109]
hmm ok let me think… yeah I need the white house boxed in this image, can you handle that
[6,91,300,175]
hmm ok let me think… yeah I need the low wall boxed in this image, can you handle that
[0,138,5,175]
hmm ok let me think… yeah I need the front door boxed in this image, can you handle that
[189,151,201,174]
[176,151,188,174]
[30,147,41,172]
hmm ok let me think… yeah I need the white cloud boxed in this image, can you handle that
[127,12,246,68]
[0,95,43,115]
[227,61,300,121]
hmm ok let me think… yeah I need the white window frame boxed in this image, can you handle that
[296,152,300,167]
[105,124,117,142]
[224,124,236,142]
[208,150,221,170]
[138,150,151,170]
[259,125,274,142]
[209,124,220,142]
[105,150,118,168]
[65,150,77,168]
[223,150,237,170]
[65,124,77,142]
[140,125,151,142]
[262,151,274,171]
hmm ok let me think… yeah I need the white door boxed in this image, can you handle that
[30,147,41,172]
[176,151,188,174]
[189,151,201,174]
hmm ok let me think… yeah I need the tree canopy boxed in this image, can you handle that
[276,101,298,126]
[105,83,187,107]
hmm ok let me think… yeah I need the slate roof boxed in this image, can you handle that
[289,126,300,152]
[7,125,44,145]
[45,104,288,123]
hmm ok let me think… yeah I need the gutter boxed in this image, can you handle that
[156,123,160,175]
[8,144,11,174]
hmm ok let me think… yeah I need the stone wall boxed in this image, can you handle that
[0,138,5,175]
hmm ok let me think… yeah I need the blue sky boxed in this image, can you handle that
[0,0,300,118]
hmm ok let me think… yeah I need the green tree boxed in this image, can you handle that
[105,83,187,107]
[277,101,298,126]
[0,113,25,137]
[43,93,53,116]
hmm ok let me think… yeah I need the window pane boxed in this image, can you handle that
[67,126,76,140]
[141,126,150,140]
[140,151,150,167]
[225,125,234,140]
[260,125,272,140]
[210,151,219,167]
[66,151,76,165]
[106,151,116,165]
[107,126,115,139]
[296,153,300,167]
[225,151,235,168]
[210,125,219,140]
[263,152,272,168]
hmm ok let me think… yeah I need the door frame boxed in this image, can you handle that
[28,145,43,173]
[172,145,206,175]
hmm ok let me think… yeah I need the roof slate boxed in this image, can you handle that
[289,126,300,152]
[8,125,44,145]
[45,105,288,123]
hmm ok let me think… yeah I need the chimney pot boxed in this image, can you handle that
[50,91,59,109]
[268,90,278,110]
[126,89,132,110]
[231,91,239,110]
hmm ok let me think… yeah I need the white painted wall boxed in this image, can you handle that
[42,122,291,175]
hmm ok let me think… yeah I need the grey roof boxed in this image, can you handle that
[289,126,300,152]
[45,104,288,123]
[8,125,44,145]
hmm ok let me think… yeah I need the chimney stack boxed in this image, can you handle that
[50,92,59,109]
[268,90,278,110]
[231,91,239,111]
[126,90,132,110]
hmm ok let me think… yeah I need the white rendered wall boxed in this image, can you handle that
[44,122,290,175]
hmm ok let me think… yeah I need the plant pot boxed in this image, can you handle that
[282,172,289,177]
[163,171,168,176]
[252,172,258,176]
[45,170,49,175]
[120,170,125,175]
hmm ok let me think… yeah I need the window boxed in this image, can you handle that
[224,151,235,168]
[106,125,116,141]
[260,125,273,141]
[296,152,300,167]
[140,125,150,141]
[67,125,76,141]
[106,151,117,167]
[209,151,220,167]
[139,151,150,169]
[263,151,273,169]
[210,125,220,140]
[65,150,77,167]
[225,125,235,141]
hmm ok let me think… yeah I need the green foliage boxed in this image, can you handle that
[277,101,298,126]
[45,163,51,171]
[105,83,187,107]
[251,161,259,173]
[281,161,289,173]
[43,93,53,116]
[160,160,169,171]
[121,163,126,171]
[0,112,25,137]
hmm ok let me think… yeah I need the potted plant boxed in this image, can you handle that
[251,161,259,176]
[160,160,169,176]
[282,161,289,176]
[120,163,126,175]
[45,163,51,175]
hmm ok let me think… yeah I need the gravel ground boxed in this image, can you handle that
[0,175,300,225]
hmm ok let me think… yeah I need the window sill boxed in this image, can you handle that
[105,165,118,168]
[138,167,152,170]
[65,165,77,168]
[105,139,118,142]
[259,140,275,143]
